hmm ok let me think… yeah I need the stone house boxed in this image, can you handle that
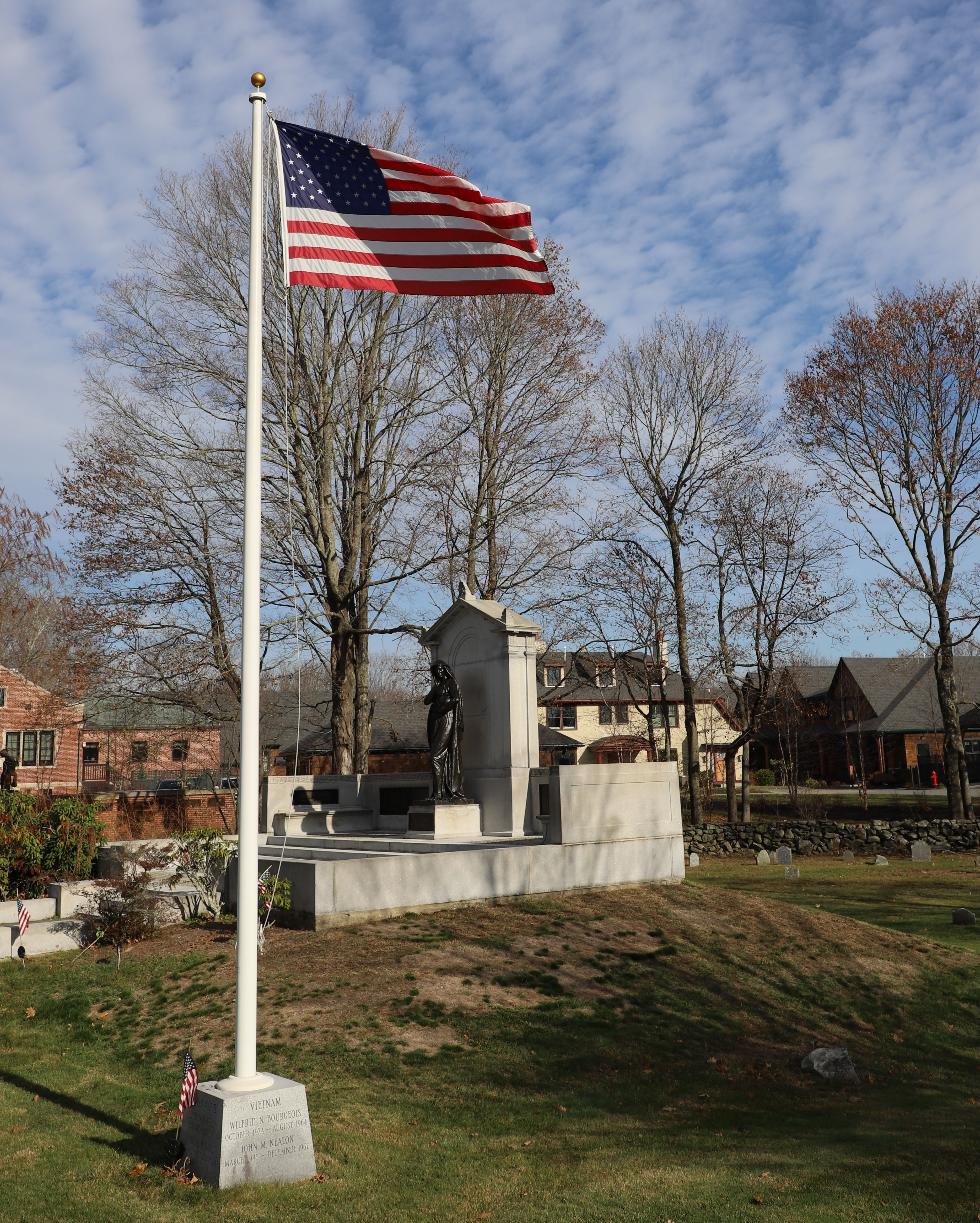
[537,651,743,781]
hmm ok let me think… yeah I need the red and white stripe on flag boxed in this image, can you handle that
[16,899,30,939]
[273,120,554,297]
[178,1052,198,1117]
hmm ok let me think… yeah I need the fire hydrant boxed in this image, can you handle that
[930,769,939,788]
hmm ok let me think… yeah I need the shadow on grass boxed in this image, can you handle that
[0,1067,177,1165]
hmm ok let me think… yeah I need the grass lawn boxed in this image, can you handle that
[1,861,978,1222]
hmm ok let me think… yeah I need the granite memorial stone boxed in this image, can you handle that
[775,846,793,865]
[911,840,932,862]
[180,1074,316,1188]
[784,866,800,880]
[756,849,770,866]
[688,852,700,868]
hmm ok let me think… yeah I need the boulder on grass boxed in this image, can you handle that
[801,1047,858,1083]
[951,908,976,926]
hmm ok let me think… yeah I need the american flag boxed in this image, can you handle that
[272,120,553,297]
[178,1052,198,1118]
[16,899,30,940]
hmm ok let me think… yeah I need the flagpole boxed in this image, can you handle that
[219,70,273,1094]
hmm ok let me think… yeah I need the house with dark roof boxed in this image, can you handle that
[755,656,980,785]
[537,651,742,778]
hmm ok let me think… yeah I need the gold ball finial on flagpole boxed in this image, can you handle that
[251,71,266,88]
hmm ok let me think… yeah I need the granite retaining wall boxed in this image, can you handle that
[684,817,980,857]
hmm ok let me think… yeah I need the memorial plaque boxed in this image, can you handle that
[688,852,700,867]
[775,846,793,865]
[784,866,800,880]
[910,840,932,862]
[181,1074,316,1188]
[756,849,770,866]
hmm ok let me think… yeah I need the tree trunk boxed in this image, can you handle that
[933,642,968,820]
[668,530,702,824]
[724,748,737,823]
[741,755,751,823]
[352,600,373,775]
[330,616,357,775]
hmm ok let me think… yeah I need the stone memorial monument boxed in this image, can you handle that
[911,840,932,862]
[180,1074,315,1188]
[407,660,482,838]
[756,849,770,866]
[775,846,793,865]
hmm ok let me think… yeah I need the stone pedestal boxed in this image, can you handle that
[180,1074,315,1188]
[407,801,482,840]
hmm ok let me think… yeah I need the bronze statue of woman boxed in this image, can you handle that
[424,661,465,801]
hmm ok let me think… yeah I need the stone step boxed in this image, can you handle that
[3,918,85,958]
[263,833,543,857]
[0,896,56,923]
[271,807,375,837]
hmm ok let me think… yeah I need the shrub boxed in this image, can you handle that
[754,768,776,787]
[0,792,102,899]
[803,777,823,789]
[168,829,234,918]
[76,845,168,967]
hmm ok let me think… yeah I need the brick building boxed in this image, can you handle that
[0,666,84,791]
[0,665,221,793]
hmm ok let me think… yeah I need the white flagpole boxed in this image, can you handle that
[220,71,273,1093]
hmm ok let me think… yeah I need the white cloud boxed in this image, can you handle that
[0,0,977,652]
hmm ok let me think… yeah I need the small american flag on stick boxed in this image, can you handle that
[178,1052,198,1119]
[272,120,553,297]
[16,899,30,940]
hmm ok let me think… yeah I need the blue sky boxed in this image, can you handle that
[2,0,979,654]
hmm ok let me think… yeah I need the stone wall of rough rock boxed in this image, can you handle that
[683,818,980,857]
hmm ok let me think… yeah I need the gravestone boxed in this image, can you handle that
[688,852,700,868]
[775,846,793,866]
[873,855,888,866]
[911,840,932,862]
[841,850,855,861]
[181,1074,316,1188]
[756,849,770,866]
[952,908,976,925]
[784,866,800,880]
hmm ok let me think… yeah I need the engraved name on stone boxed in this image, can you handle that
[220,1095,312,1170]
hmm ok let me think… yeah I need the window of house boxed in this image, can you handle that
[595,665,615,688]
[5,731,20,759]
[616,704,629,724]
[131,740,149,763]
[21,731,37,766]
[0,688,6,707]
[545,666,564,687]
[598,704,612,725]
[172,739,190,763]
[650,706,679,728]
[38,731,54,767]
[657,747,679,762]
[82,742,99,764]
[546,704,577,729]
[966,739,980,755]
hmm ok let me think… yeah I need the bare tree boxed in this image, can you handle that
[60,99,449,774]
[703,464,851,822]
[0,488,97,695]
[786,282,980,819]
[430,243,603,619]
[576,543,677,761]
[602,313,769,823]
